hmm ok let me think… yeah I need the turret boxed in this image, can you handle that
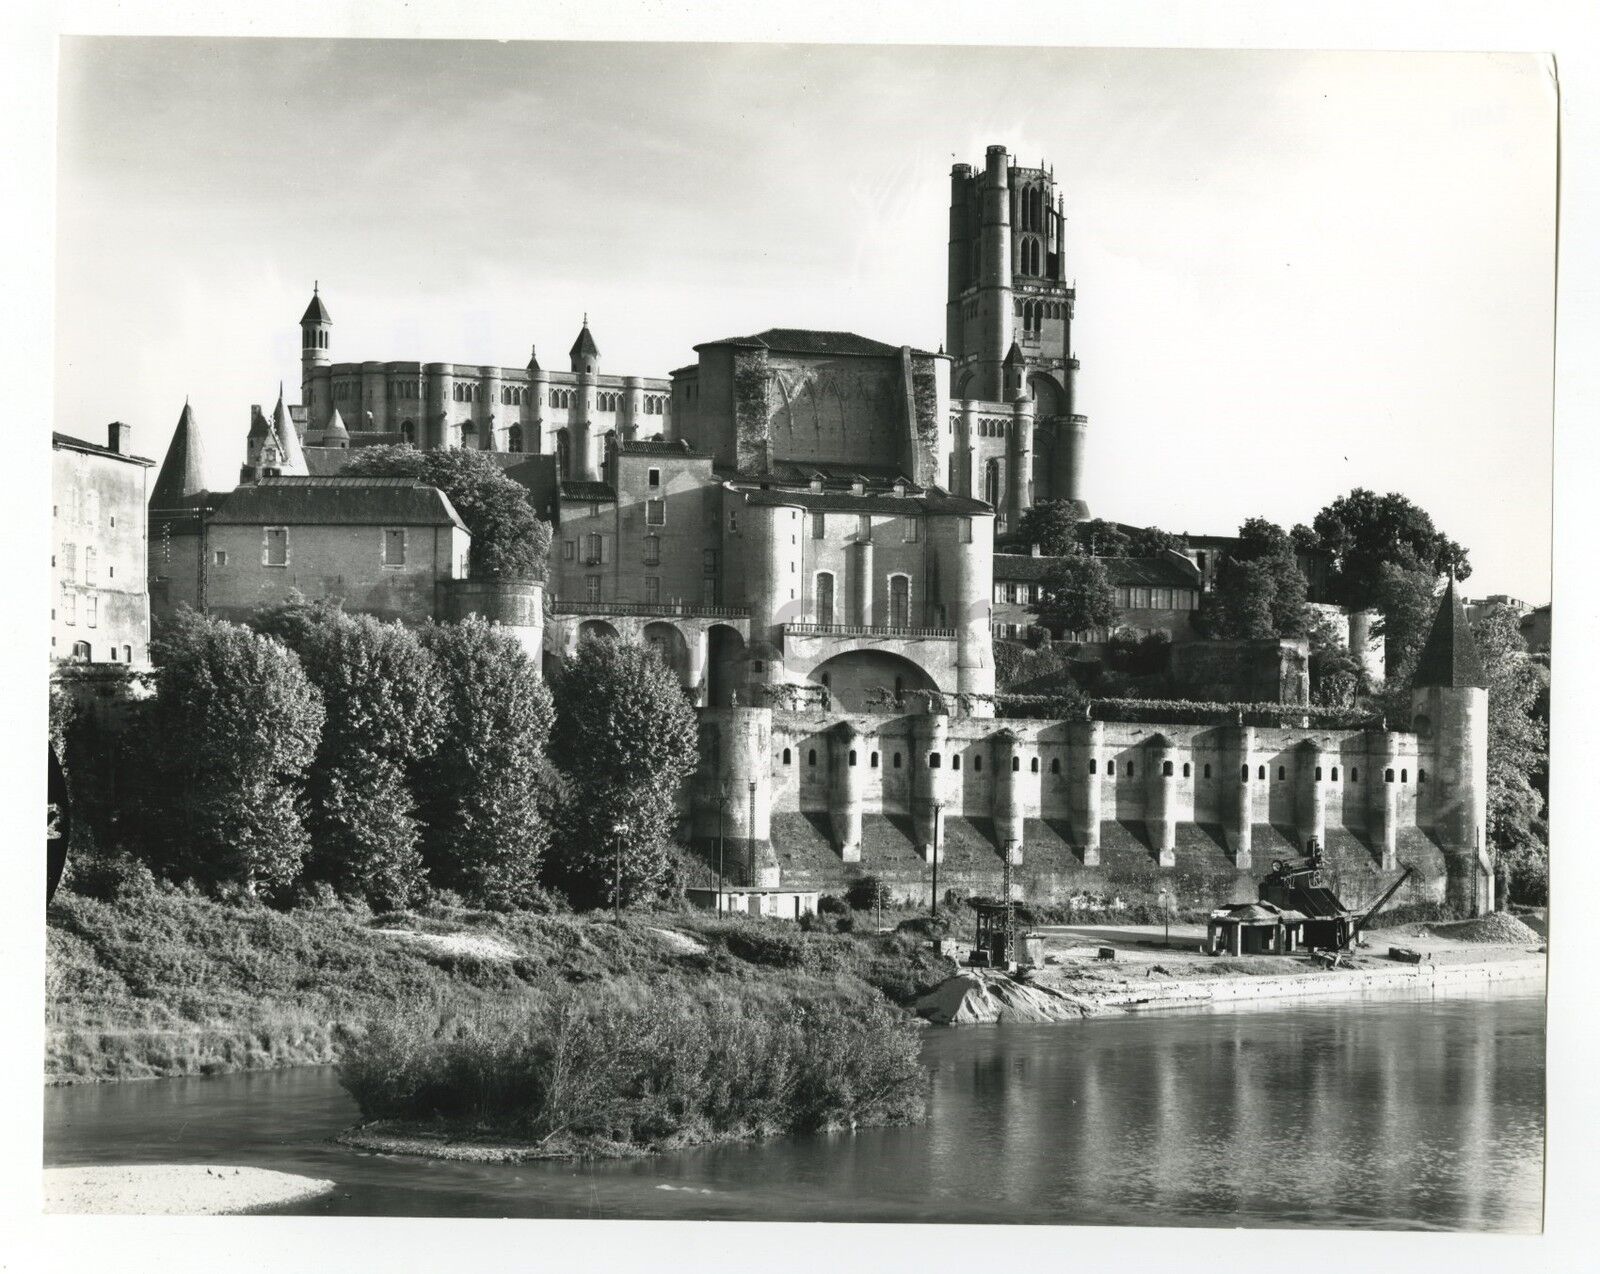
[526,345,548,454]
[828,721,866,862]
[270,384,308,475]
[1148,733,1179,867]
[1071,719,1103,864]
[151,400,208,506]
[941,508,995,715]
[305,406,350,450]
[978,146,1015,401]
[570,318,600,481]
[1006,368,1035,529]
[300,284,332,429]
[1410,578,1491,912]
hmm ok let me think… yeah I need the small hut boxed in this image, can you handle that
[1206,901,1308,957]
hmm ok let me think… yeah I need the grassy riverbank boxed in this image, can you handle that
[45,876,953,1086]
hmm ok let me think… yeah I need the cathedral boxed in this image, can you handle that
[141,142,1491,913]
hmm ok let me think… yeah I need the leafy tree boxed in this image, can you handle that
[1472,603,1549,903]
[1310,488,1470,609]
[253,601,444,907]
[416,619,555,908]
[1305,608,1365,708]
[1372,562,1442,714]
[546,638,698,909]
[342,444,553,580]
[1014,500,1082,557]
[1072,519,1181,559]
[1195,518,1310,641]
[139,608,324,896]
[1123,524,1183,558]
[1029,554,1119,637]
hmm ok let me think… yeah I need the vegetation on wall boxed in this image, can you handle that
[341,444,553,580]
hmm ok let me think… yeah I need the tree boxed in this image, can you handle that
[342,444,553,580]
[253,601,444,907]
[1372,562,1442,714]
[1311,488,1470,609]
[1071,519,1181,559]
[1014,500,1081,557]
[1029,554,1119,637]
[1304,608,1366,708]
[139,608,323,896]
[416,619,556,908]
[1473,603,1549,903]
[546,638,699,909]
[1193,519,1309,641]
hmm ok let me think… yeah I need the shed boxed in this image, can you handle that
[1206,901,1308,957]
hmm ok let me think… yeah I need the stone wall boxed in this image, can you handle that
[1171,638,1310,705]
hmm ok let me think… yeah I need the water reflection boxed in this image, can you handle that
[44,983,1545,1232]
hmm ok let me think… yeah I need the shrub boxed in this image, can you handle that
[817,893,849,916]
[845,876,890,912]
[336,982,928,1151]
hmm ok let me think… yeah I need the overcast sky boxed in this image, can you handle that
[54,39,1555,602]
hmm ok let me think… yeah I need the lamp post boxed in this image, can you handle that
[612,819,626,924]
[715,782,730,916]
[747,780,757,890]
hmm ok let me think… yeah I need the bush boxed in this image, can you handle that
[845,876,890,912]
[817,894,849,916]
[336,982,928,1151]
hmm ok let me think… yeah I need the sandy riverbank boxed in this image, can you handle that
[916,919,1546,1024]
[44,1165,336,1215]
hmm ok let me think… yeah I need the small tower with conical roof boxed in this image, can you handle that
[151,400,208,508]
[1411,577,1492,913]
[569,317,601,481]
[300,284,332,431]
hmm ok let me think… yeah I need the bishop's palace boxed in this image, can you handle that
[54,144,1496,915]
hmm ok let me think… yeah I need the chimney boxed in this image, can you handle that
[107,421,131,454]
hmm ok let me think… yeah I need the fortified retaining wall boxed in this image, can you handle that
[688,707,1471,910]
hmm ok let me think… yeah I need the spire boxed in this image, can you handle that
[527,343,541,373]
[570,318,600,365]
[1003,340,1024,366]
[1413,577,1487,689]
[272,383,308,474]
[322,406,349,440]
[150,400,208,505]
[300,283,331,325]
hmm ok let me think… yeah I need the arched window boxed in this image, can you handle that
[508,425,523,452]
[1315,766,1323,781]
[984,459,1001,509]
[1418,768,1427,783]
[952,755,961,771]
[888,574,911,628]
[1241,765,1250,782]
[1128,763,1136,779]
[871,752,879,768]
[893,752,902,769]
[1352,767,1359,782]
[815,571,835,626]
[849,750,857,767]
[1277,766,1286,781]
[401,420,415,444]
[973,755,982,772]
[1182,762,1191,778]
[1011,756,1020,773]
[1258,765,1266,780]
[1051,758,1060,774]
[122,645,132,663]
[1031,757,1040,773]
[71,641,89,660]
[1331,766,1340,781]
[1107,760,1116,777]
[1401,769,1408,783]
[1162,761,1174,777]
[557,429,571,477]
[808,749,817,766]
[1201,764,1210,779]
[1090,759,1098,775]
[782,748,792,765]
[1385,768,1395,783]
[929,753,941,769]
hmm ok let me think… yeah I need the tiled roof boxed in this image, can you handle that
[738,486,990,516]
[210,477,467,530]
[559,479,616,502]
[697,328,931,358]
[767,459,916,486]
[53,431,154,466]
[619,439,709,458]
[300,288,331,325]
[992,553,1197,588]
[149,404,205,503]
[569,323,599,361]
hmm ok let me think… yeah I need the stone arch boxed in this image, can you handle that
[642,621,691,687]
[805,650,939,712]
[707,624,745,707]
[578,619,621,644]
[1027,373,1064,417]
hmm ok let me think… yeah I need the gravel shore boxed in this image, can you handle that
[44,1165,336,1215]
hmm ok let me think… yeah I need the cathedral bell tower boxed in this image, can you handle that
[300,283,332,432]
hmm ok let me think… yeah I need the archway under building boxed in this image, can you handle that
[707,624,744,707]
[807,650,941,712]
[643,621,691,689]
[578,619,622,644]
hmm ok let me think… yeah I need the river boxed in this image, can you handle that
[44,981,1545,1231]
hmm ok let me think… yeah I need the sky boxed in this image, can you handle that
[53,39,1556,602]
